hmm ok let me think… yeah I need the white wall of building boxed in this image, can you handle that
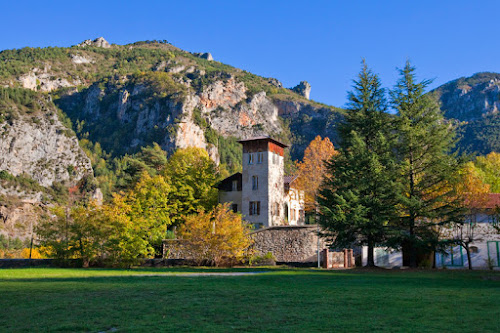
[361,246,403,268]
[285,187,304,225]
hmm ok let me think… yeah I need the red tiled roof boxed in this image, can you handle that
[468,193,500,209]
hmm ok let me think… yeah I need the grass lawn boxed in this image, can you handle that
[0,267,499,332]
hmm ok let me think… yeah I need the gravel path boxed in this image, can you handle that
[126,271,269,277]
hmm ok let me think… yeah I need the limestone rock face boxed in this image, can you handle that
[290,81,311,100]
[200,77,246,110]
[430,73,500,121]
[0,200,43,241]
[210,91,281,138]
[193,52,213,61]
[71,54,93,64]
[0,108,92,187]
[18,68,80,92]
[77,37,111,48]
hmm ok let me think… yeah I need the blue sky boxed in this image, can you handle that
[1,1,499,107]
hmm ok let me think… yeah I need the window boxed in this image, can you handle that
[441,246,464,267]
[252,176,258,190]
[249,201,260,216]
[274,202,280,216]
[231,204,238,213]
[487,241,500,267]
[272,153,278,164]
[248,153,254,164]
[257,152,264,164]
[232,180,238,191]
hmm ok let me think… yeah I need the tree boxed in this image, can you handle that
[474,152,500,192]
[122,172,175,254]
[295,136,338,213]
[390,61,464,268]
[177,204,253,266]
[319,61,400,267]
[101,194,154,266]
[445,163,490,269]
[36,202,109,266]
[164,147,219,217]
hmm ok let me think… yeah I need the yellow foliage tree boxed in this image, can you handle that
[177,204,253,266]
[21,248,44,259]
[474,152,500,192]
[295,136,338,212]
[446,162,492,269]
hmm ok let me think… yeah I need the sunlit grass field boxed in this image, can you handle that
[1,267,499,332]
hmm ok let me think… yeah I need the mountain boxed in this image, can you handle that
[428,72,500,154]
[0,38,343,241]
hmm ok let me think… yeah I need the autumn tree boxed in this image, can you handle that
[295,136,337,213]
[319,61,400,267]
[36,202,111,266]
[474,152,500,192]
[121,172,175,254]
[446,163,491,269]
[390,61,463,268]
[101,194,154,266]
[177,203,253,266]
[164,147,219,217]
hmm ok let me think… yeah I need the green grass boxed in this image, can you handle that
[0,267,499,332]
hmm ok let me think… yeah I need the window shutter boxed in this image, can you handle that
[249,202,252,216]
[257,201,260,215]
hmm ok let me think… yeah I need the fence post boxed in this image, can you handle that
[322,248,329,269]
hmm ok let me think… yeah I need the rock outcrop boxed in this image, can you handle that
[18,68,80,92]
[0,105,92,187]
[193,52,213,61]
[290,81,311,100]
[77,37,111,48]
[429,72,500,121]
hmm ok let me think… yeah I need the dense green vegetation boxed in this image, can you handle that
[320,62,465,268]
[0,268,498,332]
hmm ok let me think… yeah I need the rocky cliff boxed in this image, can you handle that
[428,72,500,154]
[0,91,92,187]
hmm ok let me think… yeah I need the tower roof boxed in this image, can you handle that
[237,136,288,148]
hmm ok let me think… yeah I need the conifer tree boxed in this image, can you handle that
[319,61,399,267]
[390,61,463,268]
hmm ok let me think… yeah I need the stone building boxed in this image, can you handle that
[362,193,500,269]
[217,137,305,228]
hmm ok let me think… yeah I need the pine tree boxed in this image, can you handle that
[390,61,464,268]
[319,61,399,267]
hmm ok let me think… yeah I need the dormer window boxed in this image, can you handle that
[248,153,254,164]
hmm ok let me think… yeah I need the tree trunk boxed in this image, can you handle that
[409,220,417,268]
[465,244,472,270]
[366,242,375,267]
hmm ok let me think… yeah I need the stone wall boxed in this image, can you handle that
[251,225,324,263]
[162,225,325,264]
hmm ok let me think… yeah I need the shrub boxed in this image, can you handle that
[177,204,253,266]
[249,252,276,266]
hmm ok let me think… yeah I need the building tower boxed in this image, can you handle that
[238,137,287,228]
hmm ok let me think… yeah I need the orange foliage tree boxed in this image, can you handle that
[295,136,338,213]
